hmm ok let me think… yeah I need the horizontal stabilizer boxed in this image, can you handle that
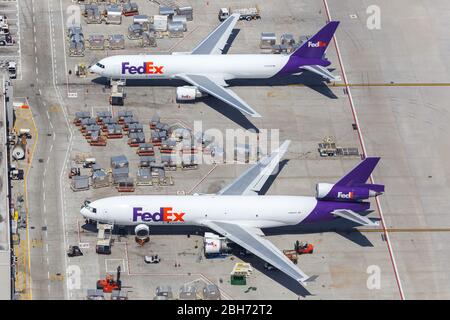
[332,209,379,227]
[301,65,341,82]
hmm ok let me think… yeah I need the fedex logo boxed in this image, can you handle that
[133,207,185,222]
[307,41,327,48]
[337,192,354,199]
[122,62,164,75]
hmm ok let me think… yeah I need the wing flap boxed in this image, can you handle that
[191,14,240,55]
[219,140,291,195]
[175,74,261,117]
[204,220,310,284]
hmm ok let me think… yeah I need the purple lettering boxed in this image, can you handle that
[121,62,130,74]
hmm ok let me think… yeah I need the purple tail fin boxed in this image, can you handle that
[291,21,340,59]
[336,157,382,190]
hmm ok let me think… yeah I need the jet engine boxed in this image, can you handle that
[176,86,205,101]
[135,224,150,240]
[203,232,231,256]
[316,183,384,201]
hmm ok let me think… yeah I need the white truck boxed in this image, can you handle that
[7,61,16,79]
[219,6,261,22]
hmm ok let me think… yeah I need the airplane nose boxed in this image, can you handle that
[80,207,91,219]
[88,65,97,74]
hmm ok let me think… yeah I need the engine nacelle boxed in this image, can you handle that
[176,86,205,101]
[135,224,150,240]
[204,232,231,255]
[316,183,382,201]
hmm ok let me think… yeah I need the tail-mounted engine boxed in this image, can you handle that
[316,183,384,202]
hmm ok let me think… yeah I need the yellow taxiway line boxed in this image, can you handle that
[357,228,450,233]
[289,82,450,88]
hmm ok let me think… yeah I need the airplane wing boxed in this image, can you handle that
[301,65,342,82]
[218,140,291,195]
[174,73,261,117]
[204,220,310,284]
[191,13,240,55]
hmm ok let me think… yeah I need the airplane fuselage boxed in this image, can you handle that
[92,54,304,80]
[81,195,369,229]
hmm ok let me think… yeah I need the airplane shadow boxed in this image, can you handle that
[90,68,337,130]
[228,70,338,100]
[263,218,376,248]
[222,29,240,55]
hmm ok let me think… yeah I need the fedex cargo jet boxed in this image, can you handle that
[89,15,341,118]
[81,141,384,285]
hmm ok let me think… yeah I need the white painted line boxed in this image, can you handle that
[48,0,73,300]
[49,144,53,152]
[323,0,405,300]
[15,0,22,80]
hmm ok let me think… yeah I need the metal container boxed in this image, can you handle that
[88,34,105,50]
[86,5,102,24]
[171,15,187,31]
[133,15,149,30]
[176,6,193,21]
[141,31,157,47]
[108,34,125,50]
[159,6,175,17]
[202,284,221,300]
[152,15,168,32]
[128,23,144,39]
[68,25,83,39]
[168,21,184,38]
[260,32,276,49]
[179,286,197,300]
[106,5,122,25]
[136,168,152,186]
[280,33,295,46]
[122,2,139,16]
[111,155,129,169]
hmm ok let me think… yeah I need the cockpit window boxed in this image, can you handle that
[96,63,105,69]
[82,201,97,213]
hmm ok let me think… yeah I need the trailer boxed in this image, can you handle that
[137,143,155,156]
[87,34,105,50]
[122,2,139,17]
[219,6,261,22]
[107,34,125,50]
[116,178,135,192]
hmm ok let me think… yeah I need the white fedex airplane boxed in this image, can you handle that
[89,15,341,118]
[81,141,384,285]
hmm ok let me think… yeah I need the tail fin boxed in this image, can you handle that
[336,157,381,188]
[291,21,340,59]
